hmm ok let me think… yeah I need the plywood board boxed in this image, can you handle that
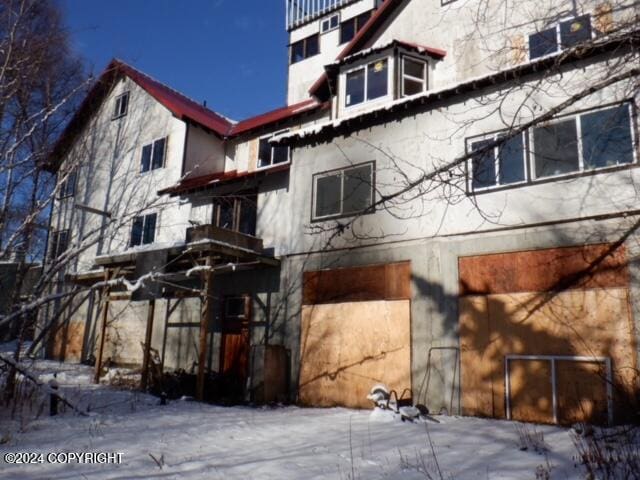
[556,360,608,425]
[52,320,85,362]
[459,288,637,424]
[459,244,628,296]
[509,359,553,423]
[303,261,411,305]
[299,300,411,408]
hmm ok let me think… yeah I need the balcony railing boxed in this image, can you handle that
[286,0,360,30]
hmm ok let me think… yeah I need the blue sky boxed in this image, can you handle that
[60,0,290,121]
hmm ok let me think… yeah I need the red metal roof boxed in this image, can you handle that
[230,99,322,136]
[309,0,407,99]
[115,60,233,136]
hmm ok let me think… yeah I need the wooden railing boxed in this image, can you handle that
[186,225,264,253]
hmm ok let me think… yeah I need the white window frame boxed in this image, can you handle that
[320,13,340,33]
[400,55,428,97]
[130,211,158,247]
[312,161,375,221]
[343,57,392,110]
[113,91,129,120]
[140,136,168,174]
[528,14,593,60]
[256,131,291,171]
[467,132,528,191]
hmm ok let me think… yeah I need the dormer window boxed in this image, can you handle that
[113,91,129,119]
[345,59,388,107]
[529,15,592,60]
[401,56,428,97]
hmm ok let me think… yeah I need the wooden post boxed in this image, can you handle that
[94,269,111,384]
[140,298,156,391]
[197,257,213,401]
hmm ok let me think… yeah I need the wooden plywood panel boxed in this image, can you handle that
[303,261,411,305]
[248,138,259,172]
[299,300,411,408]
[459,288,637,424]
[52,320,85,362]
[264,345,288,403]
[509,360,553,423]
[459,244,628,296]
[556,360,608,425]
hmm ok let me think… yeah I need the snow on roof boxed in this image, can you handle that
[328,40,446,68]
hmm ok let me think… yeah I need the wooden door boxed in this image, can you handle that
[220,296,251,393]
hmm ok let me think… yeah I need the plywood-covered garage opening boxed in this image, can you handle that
[299,262,412,408]
[458,244,638,425]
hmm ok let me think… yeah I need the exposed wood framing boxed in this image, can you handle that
[93,269,111,384]
[197,257,214,401]
[140,299,156,390]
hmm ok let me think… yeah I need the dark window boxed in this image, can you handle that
[140,137,167,173]
[340,10,371,44]
[49,230,69,260]
[258,135,290,168]
[321,14,340,33]
[113,92,129,119]
[533,119,580,178]
[290,34,320,64]
[402,57,427,97]
[313,163,374,220]
[471,139,496,189]
[560,15,592,48]
[225,297,248,318]
[581,105,634,169]
[367,59,388,100]
[497,134,526,184]
[213,194,257,237]
[130,213,157,247]
[59,171,77,198]
[470,134,526,189]
[346,68,365,106]
[529,27,558,59]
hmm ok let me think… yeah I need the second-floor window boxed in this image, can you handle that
[212,194,257,237]
[345,59,388,107]
[401,56,428,97]
[529,15,592,60]
[290,34,319,64]
[130,213,157,247]
[258,134,290,169]
[140,137,167,173]
[321,13,340,33]
[113,91,129,119]
[59,171,77,198]
[469,103,636,191]
[49,230,69,260]
[313,162,374,220]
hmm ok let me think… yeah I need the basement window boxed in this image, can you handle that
[340,11,371,44]
[140,137,167,173]
[49,230,69,260]
[113,92,129,119]
[401,56,428,97]
[290,34,320,64]
[345,59,389,107]
[529,15,592,60]
[130,213,157,247]
[258,133,290,169]
[313,162,374,220]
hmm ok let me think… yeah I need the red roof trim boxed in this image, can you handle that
[230,99,322,136]
[309,0,406,98]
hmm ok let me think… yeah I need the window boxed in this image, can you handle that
[321,14,340,33]
[59,171,77,198]
[340,11,371,44]
[313,162,374,220]
[258,134,290,169]
[290,34,320,64]
[140,137,167,173]
[470,134,526,189]
[130,213,157,247]
[533,104,635,178]
[49,230,69,260]
[113,92,129,119]
[529,15,592,60]
[345,59,388,107]
[468,103,636,191]
[212,194,257,237]
[401,56,428,97]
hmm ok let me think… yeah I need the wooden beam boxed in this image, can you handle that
[196,257,214,401]
[140,299,156,391]
[93,269,111,384]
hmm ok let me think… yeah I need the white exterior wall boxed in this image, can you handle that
[183,124,225,179]
[51,77,190,273]
[288,0,376,104]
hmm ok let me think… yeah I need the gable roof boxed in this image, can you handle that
[309,0,408,100]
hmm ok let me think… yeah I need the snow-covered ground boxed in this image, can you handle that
[0,357,590,479]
